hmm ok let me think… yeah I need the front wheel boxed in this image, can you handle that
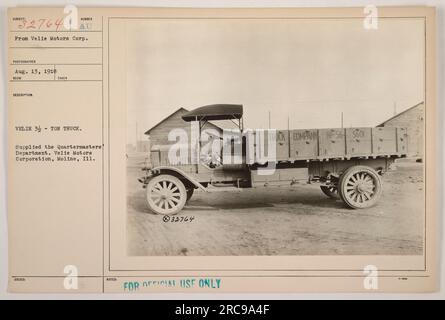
[146,174,187,215]
[338,165,382,209]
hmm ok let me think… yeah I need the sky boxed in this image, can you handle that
[125,18,424,144]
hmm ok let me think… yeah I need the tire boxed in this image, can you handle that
[146,174,187,215]
[186,188,194,203]
[338,165,382,209]
[320,185,339,199]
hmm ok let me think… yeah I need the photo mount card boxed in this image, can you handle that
[7,6,438,293]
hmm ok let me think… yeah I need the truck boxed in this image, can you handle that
[139,104,408,215]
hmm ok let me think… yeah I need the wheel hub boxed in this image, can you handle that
[344,172,376,203]
[151,181,180,205]
[146,175,188,215]
[339,166,382,209]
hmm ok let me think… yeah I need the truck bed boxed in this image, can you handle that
[270,127,408,161]
[151,127,409,167]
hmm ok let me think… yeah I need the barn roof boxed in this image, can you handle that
[144,107,188,135]
[182,104,243,122]
[144,107,222,135]
[376,101,424,127]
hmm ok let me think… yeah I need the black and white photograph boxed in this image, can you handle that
[125,17,425,257]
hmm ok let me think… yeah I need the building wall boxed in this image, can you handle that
[380,103,424,158]
[147,109,223,166]
[136,140,150,153]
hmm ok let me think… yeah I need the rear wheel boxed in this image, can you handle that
[146,174,187,215]
[338,165,382,209]
[320,185,339,199]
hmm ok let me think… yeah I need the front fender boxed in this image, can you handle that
[149,166,207,191]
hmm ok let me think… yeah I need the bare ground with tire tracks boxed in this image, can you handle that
[127,160,424,256]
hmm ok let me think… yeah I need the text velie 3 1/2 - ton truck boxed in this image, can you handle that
[139,104,409,215]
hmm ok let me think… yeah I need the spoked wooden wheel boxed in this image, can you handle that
[320,185,339,199]
[338,165,382,209]
[146,174,187,215]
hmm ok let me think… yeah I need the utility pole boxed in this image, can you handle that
[268,111,271,129]
[135,122,138,150]
[341,112,344,128]
[287,115,291,157]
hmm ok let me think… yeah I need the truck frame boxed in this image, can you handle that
[139,104,408,215]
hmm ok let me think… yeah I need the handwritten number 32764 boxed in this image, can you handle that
[17,18,65,31]
[163,216,195,223]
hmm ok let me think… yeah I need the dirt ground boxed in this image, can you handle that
[127,160,424,256]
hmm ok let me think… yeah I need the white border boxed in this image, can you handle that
[0,0,443,300]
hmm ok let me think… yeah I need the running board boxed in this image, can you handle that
[205,185,243,192]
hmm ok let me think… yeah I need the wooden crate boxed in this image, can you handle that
[318,128,346,158]
[372,127,397,155]
[346,128,372,156]
[396,128,408,154]
[289,129,319,159]
[276,130,290,161]
[252,130,280,163]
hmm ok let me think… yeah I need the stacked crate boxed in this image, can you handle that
[273,127,407,161]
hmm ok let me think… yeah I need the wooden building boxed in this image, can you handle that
[377,101,424,159]
[144,107,222,149]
